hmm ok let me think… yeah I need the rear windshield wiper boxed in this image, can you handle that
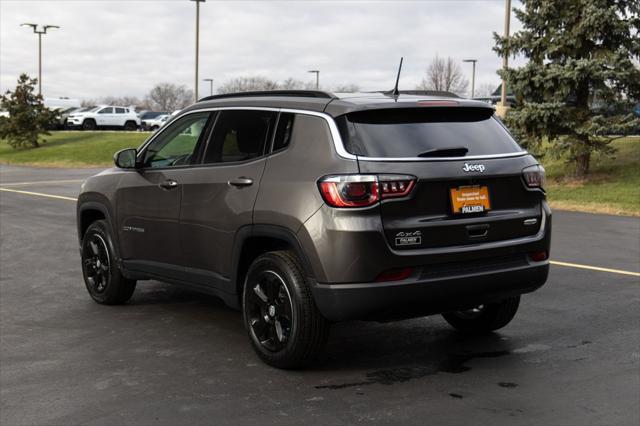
[417,147,469,158]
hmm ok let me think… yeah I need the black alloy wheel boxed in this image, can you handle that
[246,270,293,352]
[242,251,330,368]
[82,233,111,294]
[81,220,136,305]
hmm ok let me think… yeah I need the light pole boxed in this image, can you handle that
[203,78,214,96]
[463,59,478,98]
[307,70,320,90]
[500,0,512,108]
[21,23,60,96]
[191,0,206,101]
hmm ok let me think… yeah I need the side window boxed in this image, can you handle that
[98,107,113,114]
[142,112,210,168]
[115,107,125,114]
[203,110,277,164]
[272,113,295,152]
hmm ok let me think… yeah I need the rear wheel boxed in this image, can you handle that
[81,220,136,305]
[243,251,329,369]
[442,296,520,334]
[124,121,137,131]
[82,119,96,131]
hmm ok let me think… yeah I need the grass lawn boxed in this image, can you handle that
[542,136,640,216]
[0,131,150,168]
[1,131,638,216]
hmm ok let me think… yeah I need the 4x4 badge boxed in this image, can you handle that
[395,230,422,246]
[463,163,486,173]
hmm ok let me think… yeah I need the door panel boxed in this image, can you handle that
[179,109,277,280]
[178,160,267,278]
[116,111,213,270]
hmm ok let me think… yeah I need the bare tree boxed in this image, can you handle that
[416,55,469,96]
[332,84,360,92]
[145,83,194,111]
[217,76,280,94]
[474,83,498,98]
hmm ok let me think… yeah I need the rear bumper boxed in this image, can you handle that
[311,259,548,321]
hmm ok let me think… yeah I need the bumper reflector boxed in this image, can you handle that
[375,267,413,282]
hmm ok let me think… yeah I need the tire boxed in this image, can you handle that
[151,125,159,131]
[124,121,137,131]
[81,220,136,305]
[242,251,330,369]
[82,119,96,131]
[442,296,521,334]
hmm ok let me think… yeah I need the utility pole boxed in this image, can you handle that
[21,23,60,96]
[307,70,320,90]
[463,59,478,98]
[500,0,511,108]
[191,0,206,101]
[203,78,214,96]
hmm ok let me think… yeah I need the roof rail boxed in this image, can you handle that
[198,90,335,102]
[378,90,461,98]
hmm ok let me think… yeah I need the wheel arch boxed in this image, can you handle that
[77,200,115,244]
[231,225,315,306]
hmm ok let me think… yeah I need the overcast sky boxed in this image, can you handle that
[1,0,523,101]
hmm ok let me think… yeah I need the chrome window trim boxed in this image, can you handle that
[136,106,527,163]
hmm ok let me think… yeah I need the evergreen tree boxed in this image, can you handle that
[0,74,58,149]
[494,0,640,176]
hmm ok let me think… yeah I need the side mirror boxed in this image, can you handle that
[114,148,138,169]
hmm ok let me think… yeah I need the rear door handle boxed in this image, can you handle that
[228,177,254,187]
[159,179,178,190]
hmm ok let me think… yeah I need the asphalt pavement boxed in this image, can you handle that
[1,164,638,426]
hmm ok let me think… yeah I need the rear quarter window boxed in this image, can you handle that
[336,107,523,158]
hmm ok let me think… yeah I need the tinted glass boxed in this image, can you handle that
[203,110,277,164]
[336,107,522,157]
[142,112,210,168]
[98,107,113,114]
[272,113,295,152]
[115,107,125,114]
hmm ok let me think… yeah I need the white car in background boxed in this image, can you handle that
[141,114,170,131]
[66,105,140,131]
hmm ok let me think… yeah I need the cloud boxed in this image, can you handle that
[0,0,523,101]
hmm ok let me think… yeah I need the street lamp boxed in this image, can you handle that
[500,0,512,108]
[462,59,478,98]
[191,0,206,101]
[307,70,320,90]
[203,78,214,96]
[21,23,60,96]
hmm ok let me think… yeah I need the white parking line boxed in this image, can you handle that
[0,187,77,202]
[0,179,84,187]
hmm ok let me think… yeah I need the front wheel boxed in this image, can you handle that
[243,251,330,369]
[81,220,136,305]
[82,119,96,131]
[442,296,520,334]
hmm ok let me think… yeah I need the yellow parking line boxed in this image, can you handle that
[1,186,639,278]
[550,260,640,277]
[0,179,84,187]
[0,187,77,202]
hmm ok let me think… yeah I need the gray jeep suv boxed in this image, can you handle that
[77,90,551,368]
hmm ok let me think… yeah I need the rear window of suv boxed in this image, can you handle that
[336,107,522,158]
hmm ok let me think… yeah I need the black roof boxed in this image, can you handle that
[187,90,493,118]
